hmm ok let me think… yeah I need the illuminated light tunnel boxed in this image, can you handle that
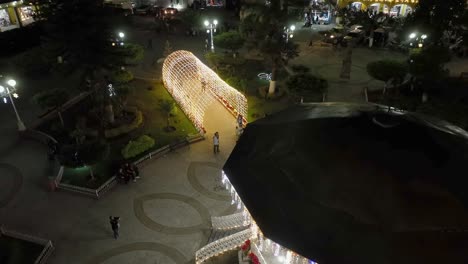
[162,50,248,133]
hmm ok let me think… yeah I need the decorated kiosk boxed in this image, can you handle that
[196,103,468,264]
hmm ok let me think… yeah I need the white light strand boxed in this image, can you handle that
[274,242,281,256]
[162,50,248,133]
[286,250,292,264]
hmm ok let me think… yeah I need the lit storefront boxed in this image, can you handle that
[0,0,37,32]
[336,0,417,16]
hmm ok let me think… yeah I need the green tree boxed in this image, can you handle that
[33,89,70,127]
[286,73,328,102]
[158,99,175,130]
[214,31,245,55]
[408,46,450,81]
[347,10,386,48]
[404,0,467,45]
[240,0,299,96]
[38,0,143,127]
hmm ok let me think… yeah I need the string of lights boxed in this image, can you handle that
[162,50,248,133]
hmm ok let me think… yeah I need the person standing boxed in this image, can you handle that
[213,132,220,154]
[237,114,243,128]
[109,216,120,239]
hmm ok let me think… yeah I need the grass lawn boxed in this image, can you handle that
[0,235,44,264]
[109,78,198,162]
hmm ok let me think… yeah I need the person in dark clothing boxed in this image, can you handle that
[109,216,120,239]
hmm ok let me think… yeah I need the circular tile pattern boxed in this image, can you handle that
[87,242,187,264]
[134,193,211,234]
[0,163,22,208]
[187,162,231,201]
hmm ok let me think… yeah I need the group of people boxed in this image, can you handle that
[117,162,140,184]
[212,114,245,154]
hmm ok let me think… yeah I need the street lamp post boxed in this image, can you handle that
[204,19,218,52]
[0,79,26,131]
[285,25,295,43]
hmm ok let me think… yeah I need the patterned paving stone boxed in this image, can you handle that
[86,242,187,264]
[134,193,211,234]
[187,162,231,201]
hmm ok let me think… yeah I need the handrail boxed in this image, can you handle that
[1,226,54,264]
[211,212,251,230]
[35,240,54,264]
[195,228,253,264]
[56,133,204,199]
[57,182,98,197]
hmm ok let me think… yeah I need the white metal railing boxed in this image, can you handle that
[195,228,253,264]
[58,182,98,197]
[0,226,54,264]
[35,240,54,264]
[95,176,117,198]
[211,212,251,230]
[251,242,267,264]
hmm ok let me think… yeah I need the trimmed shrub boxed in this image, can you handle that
[366,60,407,83]
[287,73,328,102]
[110,69,134,84]
[121,135,155,159]
[105,107,143,138]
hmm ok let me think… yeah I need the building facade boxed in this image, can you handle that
[0,0,37,33]
[336,0,418,16]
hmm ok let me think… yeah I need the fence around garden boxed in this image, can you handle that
[0,225,54,264]
[55,133,205,199]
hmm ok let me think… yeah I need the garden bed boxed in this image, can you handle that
[38,79,197,189]
[60,162,115,189]
[0,235,45,264]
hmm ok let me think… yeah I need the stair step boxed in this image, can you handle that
[207,226,248,245]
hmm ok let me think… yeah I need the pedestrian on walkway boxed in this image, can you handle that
[213,132,220,154]
[109,216,120,239]
[237,114,243,128]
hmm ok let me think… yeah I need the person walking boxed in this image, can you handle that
[109,216,120,239]
[213,132,220,154]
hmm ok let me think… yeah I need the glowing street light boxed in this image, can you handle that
[204,19,218,52]
[0,78,26,131]
[409,32,416,39]
[118,32,125,38]
[285,24,296,43]
[421,34,427,40]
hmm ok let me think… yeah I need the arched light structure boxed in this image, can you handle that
[162,50,247,132]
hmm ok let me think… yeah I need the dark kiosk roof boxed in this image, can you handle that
[223,103,468,264]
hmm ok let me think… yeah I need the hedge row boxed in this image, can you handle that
[121,135,155,159]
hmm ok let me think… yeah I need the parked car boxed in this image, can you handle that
[342,29,366,45]
[161,7,178,19]
[320,27,344,44]
[135,5,150,15]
